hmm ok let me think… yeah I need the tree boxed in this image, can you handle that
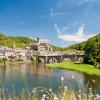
[83,34,100,65]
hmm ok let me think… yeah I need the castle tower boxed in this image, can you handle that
[37,37,40,43]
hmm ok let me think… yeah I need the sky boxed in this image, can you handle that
[0,0,100,47]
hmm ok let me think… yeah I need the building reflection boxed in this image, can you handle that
[20,63,52,77]
[33,63,52,77]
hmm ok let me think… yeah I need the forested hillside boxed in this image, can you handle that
[67,34,100,51]
[0,33,36,48]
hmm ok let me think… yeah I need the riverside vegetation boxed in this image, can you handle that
[0,77,100,100]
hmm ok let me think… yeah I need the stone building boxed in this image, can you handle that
[30,38,53,54]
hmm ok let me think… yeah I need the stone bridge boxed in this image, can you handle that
[36,52,84,64]
[63,53,84,62]
[36,53,63,63]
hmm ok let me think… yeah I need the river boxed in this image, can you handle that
[0,62,100,95]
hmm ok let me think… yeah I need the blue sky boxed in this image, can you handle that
[0,0,100,47]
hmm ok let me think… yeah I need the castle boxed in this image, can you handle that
[30,38,53,54]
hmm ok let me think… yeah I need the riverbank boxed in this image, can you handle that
[47,62,100,76]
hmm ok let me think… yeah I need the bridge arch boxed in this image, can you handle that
[48,57,57,63]
[36,57,45,63]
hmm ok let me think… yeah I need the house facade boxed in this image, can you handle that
[0,46,33,61]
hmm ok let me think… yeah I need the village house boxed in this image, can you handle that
[5,49,16,57]
[0,46,33,61]
[15,49,33,60]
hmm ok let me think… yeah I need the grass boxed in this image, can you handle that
[0,85,100,100]
[47,62,100,76]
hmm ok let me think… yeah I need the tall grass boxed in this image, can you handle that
[0,77,100,100]
[0,87,100,100]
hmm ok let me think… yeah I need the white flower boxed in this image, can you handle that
[49,88,52,92]
[92,79,96,83]
[54,95,59,100]
[72,75,75,79]
[64,86,68,91]
[61,77,64,81]
[32,89,35,93]
[79,90,81,93]
[41,90,43,92]
[78,94,81,98]
[43,94,46,97]
[42,94,46,100]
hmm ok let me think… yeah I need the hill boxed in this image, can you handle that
[0,33,36,48]
[66,34,100,51]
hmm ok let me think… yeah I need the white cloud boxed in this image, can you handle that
[54,24,68,34]
[58,34,95,42]
[76,24,84,36]
[40,8,67,18]
[57,0,97,8]
[55,24,95,42]
[54,24,61,34]
[75,0,96,5]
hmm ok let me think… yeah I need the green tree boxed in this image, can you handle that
[84,34,100,65]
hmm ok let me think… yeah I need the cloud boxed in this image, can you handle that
[54,24,68,34]
[40,8,67,18]
[76,24,84,36]
[58,34,95,42]
[57,0,97,7]
[55,24,95,42]
[54,24,61,34]
[75,0,96,5]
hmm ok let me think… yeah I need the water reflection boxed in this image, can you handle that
[0,63,100,94]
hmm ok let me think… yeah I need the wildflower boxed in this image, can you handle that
[49,88,52,92]
[78,94,81,98]
[72,75,75,79]
[89,88,92,90]
[33,89,35,93]
[41,90,44,92]
[33,88,36,93]
[61,77,64,81]
[42,94,46,97]
[92,79,96,83]
[42,94,46,100]
[64,86,68,91]
[88,95,91,98]
[54,95,59,100]
[79,90,81,93]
